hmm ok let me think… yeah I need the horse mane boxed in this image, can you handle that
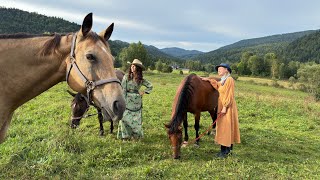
[168,73,196,134]
[40,31,110,56]
[0,33,55,39]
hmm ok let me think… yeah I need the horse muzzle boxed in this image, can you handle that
[71,119,80,129]
[101,99,125,121]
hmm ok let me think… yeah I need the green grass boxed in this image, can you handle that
[1,73,319,179]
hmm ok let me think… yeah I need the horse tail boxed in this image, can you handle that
[169,74,196,133]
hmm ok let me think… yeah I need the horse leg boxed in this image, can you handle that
[194,112,200,145]
[97,108,104,136]
[209,109,218,135]
[109,119,114,134]
[0,111,13,144]
[182,114,188,145]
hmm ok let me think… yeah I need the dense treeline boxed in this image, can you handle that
[0,7,79,34]
[192,30,315,65]
[282,30,320,63]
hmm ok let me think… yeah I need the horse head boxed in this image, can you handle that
[165,124,183,159]
[66,13,125,121]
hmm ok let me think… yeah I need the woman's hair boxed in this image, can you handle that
[128,65,143,84]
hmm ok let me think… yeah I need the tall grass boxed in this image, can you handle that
[0,73,319,179]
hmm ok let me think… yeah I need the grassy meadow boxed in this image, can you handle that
[0,72,319,179]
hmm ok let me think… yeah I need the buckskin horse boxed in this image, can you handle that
[68,70,125,136]
[0,13,126,143]
[165,74,219,159]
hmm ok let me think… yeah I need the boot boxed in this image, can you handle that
[216,145,228,158]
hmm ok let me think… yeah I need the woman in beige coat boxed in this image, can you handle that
[202,63,240,158]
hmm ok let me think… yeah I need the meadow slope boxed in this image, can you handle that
[0,73,319,179]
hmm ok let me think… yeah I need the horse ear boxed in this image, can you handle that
[66,90,76,97]
[99,23,114,41]
[80,13,93,37]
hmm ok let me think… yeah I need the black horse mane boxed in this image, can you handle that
[169,73,196,134]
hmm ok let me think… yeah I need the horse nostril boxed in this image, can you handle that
[113,100,124,116]
[113,100,119,114]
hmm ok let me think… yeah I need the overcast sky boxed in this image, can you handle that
[1,0,320,52]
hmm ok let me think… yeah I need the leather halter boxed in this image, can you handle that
[66,33,121,105]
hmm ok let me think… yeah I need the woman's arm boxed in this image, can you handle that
[141,79,153,95]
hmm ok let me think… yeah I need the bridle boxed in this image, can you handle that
[66,33,121,106]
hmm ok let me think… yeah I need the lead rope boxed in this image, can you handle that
[187,113,224,145]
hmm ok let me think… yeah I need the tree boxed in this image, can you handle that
[155,60,163,72]
[248,55,264,76]
[278,63,286,79]
[204,64,215,73]
[239,51,253,75]
[297,64,320,100]
[119,41,148,71]
[162,64,173,73]
[270,59,279,79]
[264,53,277,77]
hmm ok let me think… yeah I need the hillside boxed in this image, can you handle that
[0,7,178,63]
[282,30,320,63]
[160,47,204,59]
[193,30,316,64]
[0,7,80,34]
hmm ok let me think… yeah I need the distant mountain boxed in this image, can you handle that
[160,47,204,59]
[144,45,180,61]
[109,40,129,57]
[193,30,316,64]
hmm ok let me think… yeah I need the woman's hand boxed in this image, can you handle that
[200,77,210,81]
[139,91,145,96]
[220,107,227,114]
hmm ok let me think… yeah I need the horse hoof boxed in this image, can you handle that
[173,155,181,159]
[181,141,188,147]
[99,131,105,136]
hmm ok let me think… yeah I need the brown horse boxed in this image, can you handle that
[0,13,126,143]
[165,74,219,159]
[69,70,125,136]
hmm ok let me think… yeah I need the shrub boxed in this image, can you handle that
[271,80,280,88]
[297,84,307,92]
[231,74,239,80]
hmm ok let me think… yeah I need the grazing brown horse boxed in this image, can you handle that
[0,13,126,143]
[69,70,125,136]
[165,74,219,159]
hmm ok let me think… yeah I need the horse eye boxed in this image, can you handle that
[86,54,96,61]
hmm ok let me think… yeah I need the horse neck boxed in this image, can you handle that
[0,35,71,109]
[169,75,195,129]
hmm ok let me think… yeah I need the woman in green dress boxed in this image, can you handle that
[117,59,153,140]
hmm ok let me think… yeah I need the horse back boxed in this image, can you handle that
[188,75,218,113]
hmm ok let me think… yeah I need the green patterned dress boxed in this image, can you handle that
[117,74,153,139]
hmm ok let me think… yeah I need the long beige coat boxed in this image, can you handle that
[210,77,240,147]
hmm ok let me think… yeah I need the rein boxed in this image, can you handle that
[72,111,101,120]
[66,33,121,106]
[188,113,224,145]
